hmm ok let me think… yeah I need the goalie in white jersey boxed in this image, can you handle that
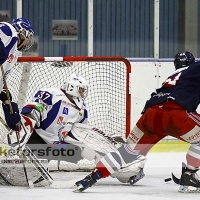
[21,74,88,145]
[20,74,146,185]
[0,17,34,131]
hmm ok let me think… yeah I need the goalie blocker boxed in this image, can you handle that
[6,114,36,151]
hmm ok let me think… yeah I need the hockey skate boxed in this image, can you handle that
[72,171,102,192]
[179,167,200,193]
[128,168,145,185]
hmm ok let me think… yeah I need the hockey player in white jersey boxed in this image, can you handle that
[19,74,146,186]
[0,17,34,131]
[21,74,88,145]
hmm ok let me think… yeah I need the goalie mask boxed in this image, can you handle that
[62,74,88,109]
[11,18,34,51]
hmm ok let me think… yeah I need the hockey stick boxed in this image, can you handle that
[0,115,54,187]
[0,116,79,189]
[18,145,80,189]
[171,173,180,184]
[0,64,30,187]
[0,116,10,131]
[170,162,187,185]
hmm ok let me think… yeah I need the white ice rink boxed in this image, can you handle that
[1,152,200,200]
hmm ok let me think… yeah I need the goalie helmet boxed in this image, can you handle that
[62,74,88,109]
[174,51,195,70]
[11,17,34,51]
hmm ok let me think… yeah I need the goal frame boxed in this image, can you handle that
[17,56,131,137]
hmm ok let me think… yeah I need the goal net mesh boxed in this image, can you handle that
[0,56,131,171]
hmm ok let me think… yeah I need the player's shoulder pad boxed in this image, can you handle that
[0,22,17,38]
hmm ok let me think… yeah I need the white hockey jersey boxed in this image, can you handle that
[0,22,20,92]
[25,87,88,144]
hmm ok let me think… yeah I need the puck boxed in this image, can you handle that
[164,178,172,182]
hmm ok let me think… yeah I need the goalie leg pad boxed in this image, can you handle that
[64,123,121,162]
[112,155,147,183]
[81,146,97,161]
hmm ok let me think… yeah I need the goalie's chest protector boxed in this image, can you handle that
[38,88,84,142]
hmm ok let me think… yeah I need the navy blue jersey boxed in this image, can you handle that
[142,61,200,113]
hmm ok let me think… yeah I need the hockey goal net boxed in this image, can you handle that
[0,56,131,171]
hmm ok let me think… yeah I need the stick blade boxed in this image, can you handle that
[171,173,180,184]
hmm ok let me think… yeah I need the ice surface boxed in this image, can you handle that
[1,152,200,200]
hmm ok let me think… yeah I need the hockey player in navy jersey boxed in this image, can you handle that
[0,18,34,131]
[73,52,200,193]
[174,51,195,70]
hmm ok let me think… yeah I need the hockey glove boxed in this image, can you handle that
[0,38,7,65]
[21,103,44,127]
[2,102,21,131]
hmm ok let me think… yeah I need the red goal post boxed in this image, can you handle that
[0,56,131,145]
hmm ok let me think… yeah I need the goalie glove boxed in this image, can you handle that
[21,102,45,127]
[7,114,36,151]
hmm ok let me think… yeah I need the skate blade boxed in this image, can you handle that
[73,184,85,193]
[179,185,200,193]
[70,184,77,189]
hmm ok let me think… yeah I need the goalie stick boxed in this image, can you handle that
[0,114,54,185]
[23,145,54,183]
[0,172,13,186]
[23,145,82,189]
[0,116,80,189]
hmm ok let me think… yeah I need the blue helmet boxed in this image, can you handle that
[11,18,34,51]
[174,51,195,70]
